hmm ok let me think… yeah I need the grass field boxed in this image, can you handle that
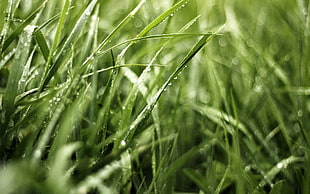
[0,0,309,193]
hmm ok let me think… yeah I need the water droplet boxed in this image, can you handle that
[297,110,303,117]
[121,140,126,146]
[173,77,178,80]
[85,10,91,16]
[168,83,172,86]
[219,38,227,47]
[232,57,239,65]
[34,150,41,158]
[277,162,283,168]
[244,165,251,171]
[170,13,174,17]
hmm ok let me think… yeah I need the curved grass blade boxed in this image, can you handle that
[122,33,214,143]
[258,156,303,188]
[96,32,213,56]
[113,16,207,150]
[114,0,192,67]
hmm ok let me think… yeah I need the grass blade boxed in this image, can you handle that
[1,25,35,132]
[122,33,213,143]
[38,0,72,91]
[34,30,50,62]
[1,1,47,52]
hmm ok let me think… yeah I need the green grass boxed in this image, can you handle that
[0,0,309,193]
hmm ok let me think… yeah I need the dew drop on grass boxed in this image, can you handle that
[277,162,283,168]
[34,150,41,159]
[85,10,91,16]
[219,38,227,47]
[168,82,172,86]
[232,57,239,65]
[174,76,178,80]
[121,140,126,146]
[170,13,174,17]
[244,165,251,171]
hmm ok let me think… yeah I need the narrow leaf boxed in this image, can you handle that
[34,30,50,62]
[2,1,47,52]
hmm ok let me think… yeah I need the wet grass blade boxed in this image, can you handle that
[39,0,98,91]
[38,0,72,91]
[1,25,35,131]
[123,34,213,143]
[0,48,15,70]
[2,1,47,52]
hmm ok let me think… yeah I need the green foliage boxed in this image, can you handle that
[0,0,309,193]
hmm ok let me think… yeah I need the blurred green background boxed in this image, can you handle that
[0,0,309,193]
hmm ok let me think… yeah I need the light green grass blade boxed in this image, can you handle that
[136,0,191,38]
[40,0,98,90]
[0,0,8,38]
[258,156,303,188]
[2,1,47,52]
[48,85,91,161]
[123,34,212,142]
[80,0,146,70]
[46,142,81,194]
[0,48,15,70]
[1,25,35,130]
[0,0,13,51]
[34,30,50,62]
[38,0,71,91]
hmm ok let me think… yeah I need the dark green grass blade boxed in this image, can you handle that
[34,30,50,62]
[183,168,209,192]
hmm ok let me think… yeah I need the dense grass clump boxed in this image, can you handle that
[0,0,309,193]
